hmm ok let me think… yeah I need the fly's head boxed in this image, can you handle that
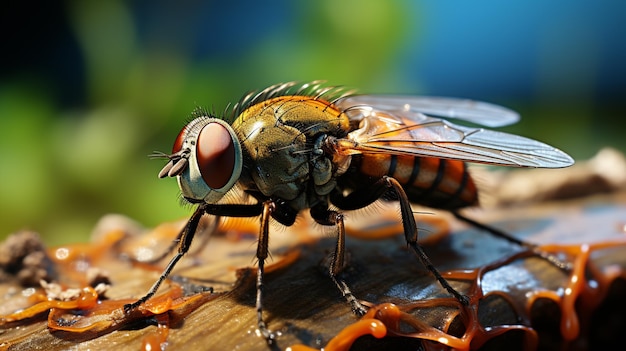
[155,116,242,204]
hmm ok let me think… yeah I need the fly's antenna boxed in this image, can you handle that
[149,151,170,159]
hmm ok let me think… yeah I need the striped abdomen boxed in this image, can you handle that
[353,153,478,210]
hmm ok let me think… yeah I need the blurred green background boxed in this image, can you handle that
[1,0,624,245]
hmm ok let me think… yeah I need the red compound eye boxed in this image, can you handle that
[196,122,236,189]
[172,127,186,154]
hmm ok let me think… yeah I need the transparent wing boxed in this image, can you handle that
[344,111,574,168]
[336,95,519,127]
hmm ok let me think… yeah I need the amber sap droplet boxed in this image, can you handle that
[141,313,170,351]
[287,319,386,351]
[2,286,99,322]
[196,122,236,189]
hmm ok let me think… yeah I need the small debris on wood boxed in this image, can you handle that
[0,230,56,286]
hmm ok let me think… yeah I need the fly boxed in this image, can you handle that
[124,81,574,342]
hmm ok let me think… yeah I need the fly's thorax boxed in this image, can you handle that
[230,96,351,209]
[231,96,351,137]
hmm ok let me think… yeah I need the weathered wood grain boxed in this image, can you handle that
[2,159,626,350]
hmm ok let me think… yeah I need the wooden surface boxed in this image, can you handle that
[2,150,626,351]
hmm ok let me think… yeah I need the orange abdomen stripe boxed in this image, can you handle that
[358,154,478,209]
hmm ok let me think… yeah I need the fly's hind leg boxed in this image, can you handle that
[330,176,469,306]
[310,204,368,316]
[452,212,573,272]
[381,177,470,305]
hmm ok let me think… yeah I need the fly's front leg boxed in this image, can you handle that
[124,204,207,312]
[124,202,263,313]
[310,204,368,316]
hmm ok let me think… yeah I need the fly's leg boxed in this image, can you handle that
[124,203,264,312]
[382,176,470,305]
[255,201,275,343]
[453,212,573,272]
[310,204,368,316]
[124,204,207,312]
[331,176,470,306]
